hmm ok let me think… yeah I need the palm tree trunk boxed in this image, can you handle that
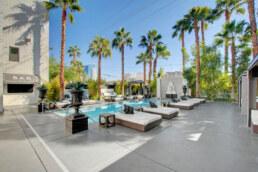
[224,8,230,73]
[181,30,185,71]
[144,60,146,85]
[247,0,258,58]
[121,43,125,95]
[59,7,67,100]
[201,20,205,45]
[73,52,76,63]
[194,21,200,97]
[149,44,152,86]
[231,40,236,99]
[98,51,102,100]
[153,56,158,77]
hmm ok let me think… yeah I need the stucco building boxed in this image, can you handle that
[0,0,49,112]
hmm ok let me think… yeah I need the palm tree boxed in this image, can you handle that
[215,0,246,72]
[112,28,133,95]
[139,30,162,86]
[44,0,83,100]
[68,45,81,63]
[87,36,112,100]
[153,44,170,77]
[185,7,203,97]
[136,52,149,85]
[247,0,258,57]
[215,20,248,99]
[172,18,192,71]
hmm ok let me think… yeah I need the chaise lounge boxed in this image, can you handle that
[115,111,162,132]
[140,106,179,119]
[163,101,195,110]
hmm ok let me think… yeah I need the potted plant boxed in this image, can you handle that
[37,84,48,99]
[66,82,88,134]
[182,85,187,96]
[70,82,84,117]
[37,84,48,112]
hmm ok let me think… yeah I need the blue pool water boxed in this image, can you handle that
[55,99,161,123]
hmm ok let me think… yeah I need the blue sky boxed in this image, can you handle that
[49,0,254,81]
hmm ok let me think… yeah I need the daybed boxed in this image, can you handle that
[141,107,179,119]
[115,111,162,132]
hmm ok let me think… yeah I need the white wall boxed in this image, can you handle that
[1,0,49,107]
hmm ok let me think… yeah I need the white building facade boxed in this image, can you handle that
[0,0,49,112]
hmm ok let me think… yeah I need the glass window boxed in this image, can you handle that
[7,84,33,93]
[9,46,19,62]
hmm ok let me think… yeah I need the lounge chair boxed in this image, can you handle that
[190,98,206,103]
[115,111,162,132]
[141,107,179,119]
[136,95,144,99]
[82,99,97,105]
[112,95,124,102]
[126,95,134,100]
[163,101,195,110]
[55,100,70,109]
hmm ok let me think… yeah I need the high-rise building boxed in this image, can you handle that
[84,63,95,79]
[90,68,97,80]
[0,0,49,111]
[125,73,131,81]
[134,72,144,81]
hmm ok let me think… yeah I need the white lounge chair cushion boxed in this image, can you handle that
[143,107,179,115]
[191,98,205,101]
[137,95,144,98]
[115,111,161,125]
[169,102,195,106]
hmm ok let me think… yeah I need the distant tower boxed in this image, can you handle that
[84,63,95,79]
[90,68,97,80]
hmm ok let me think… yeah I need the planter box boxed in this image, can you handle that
[65,115,88,134]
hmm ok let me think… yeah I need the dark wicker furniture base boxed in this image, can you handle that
[115,118,162,132]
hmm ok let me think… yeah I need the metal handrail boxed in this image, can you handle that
[42,99,97,123]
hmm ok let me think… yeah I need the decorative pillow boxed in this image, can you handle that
[124,105,134,114]
[171,98,178,103]
[181,96,188,100]
[124,105,129,114]
[149,101,158,108]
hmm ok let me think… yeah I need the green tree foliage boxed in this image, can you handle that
[87,79,99,100]
[158,67,166,78]
[49,56,60,80]
[46,76,61,101]
[183,66,196,97]
[114,81,129,95]
[71,60,87,82]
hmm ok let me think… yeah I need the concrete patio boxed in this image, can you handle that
[0,102,258,172]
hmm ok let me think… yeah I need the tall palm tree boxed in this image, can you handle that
[185,7,203,97]
[139,30,162,86]
[136,52,149,85]
[68,45,81,63]
[215,0,246,72]
[44,0,83,100]
[247,0,258,57]
[172,18,192,71]
[215,20,248,99]
[112,28,133,95]
[153,44,170,77]
[87,36,112,100]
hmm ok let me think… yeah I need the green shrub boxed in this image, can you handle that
[46,76,60,102]
[87,79,98,100]
[213,98,237,102]
[114,81,129,95]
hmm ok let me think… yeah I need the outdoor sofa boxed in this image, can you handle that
[115,111,162,132]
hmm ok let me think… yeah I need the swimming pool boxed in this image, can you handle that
[55,99,160,123]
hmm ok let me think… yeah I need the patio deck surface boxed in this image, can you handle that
[0,102,258,172]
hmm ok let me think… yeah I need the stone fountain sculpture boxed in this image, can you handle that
[166,81,177,98]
